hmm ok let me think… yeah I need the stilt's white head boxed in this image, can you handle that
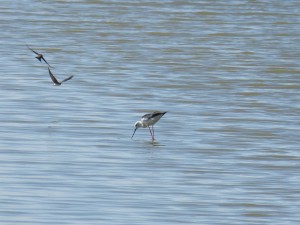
[131,121,142,139]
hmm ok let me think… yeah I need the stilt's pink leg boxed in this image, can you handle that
[148,126,155,141]
[151,126,155,137]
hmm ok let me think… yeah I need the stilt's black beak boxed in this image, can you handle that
[131,127,137,139]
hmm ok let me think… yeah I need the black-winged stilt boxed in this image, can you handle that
[132,111,167,141]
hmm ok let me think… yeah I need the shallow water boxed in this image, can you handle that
[0,0,300,224]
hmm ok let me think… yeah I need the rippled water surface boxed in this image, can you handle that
[1,0,300,224]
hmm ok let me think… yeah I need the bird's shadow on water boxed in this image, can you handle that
[131,139,166,147]
[150,140,165,147]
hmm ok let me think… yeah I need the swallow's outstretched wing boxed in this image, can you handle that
[41,56,52,67]
[48,67,60,85]
[26,44,39,55]
[61,75,74,84]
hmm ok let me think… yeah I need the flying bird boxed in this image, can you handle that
[131,111,167,141]
[27,44,52,67]
[48,67,73,86]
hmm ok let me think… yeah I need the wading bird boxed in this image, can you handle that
[131,111,167,141]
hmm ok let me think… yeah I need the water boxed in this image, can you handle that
[1,0,300,224]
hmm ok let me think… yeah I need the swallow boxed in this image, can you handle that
[48,67,74,86]
[27,44,52,67]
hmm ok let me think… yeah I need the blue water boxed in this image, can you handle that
[0,0,300,224]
